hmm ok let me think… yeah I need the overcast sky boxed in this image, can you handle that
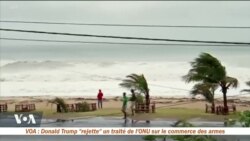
[1,1,250,46]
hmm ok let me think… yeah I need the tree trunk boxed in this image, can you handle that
[57,104,61,113]
[145,94,150,105]
[145,92,150,113]
[211,89,215,113]
[211,102,215,113]
[222,86,228,115]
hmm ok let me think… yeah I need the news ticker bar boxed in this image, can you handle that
[0,127,249,135]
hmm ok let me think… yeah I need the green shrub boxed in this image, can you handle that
[136,93,144,104]
[143,135,157,141]
[78,101,90,112]
[224,110,250,127]
[239,110,250,127]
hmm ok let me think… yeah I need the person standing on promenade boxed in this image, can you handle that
[97,89,104,109]
[122,92,128,120]
[130,89,137,116]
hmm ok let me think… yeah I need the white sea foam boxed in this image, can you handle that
[1,60,249,97]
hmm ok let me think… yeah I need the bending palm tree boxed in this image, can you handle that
[241,81,250,93]
[48,97,68,113]
[183,53,238,114]
[120,73,150,106]
[191,82,218,113]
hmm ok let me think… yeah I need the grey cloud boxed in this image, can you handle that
[1,1,250,47]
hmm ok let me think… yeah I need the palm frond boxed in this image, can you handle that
[246,81,250,87]
[120,73,149,95]
[183,52,226,84]
[183,72,206,83]
[241,81,250,93]
[225,76,238,88]
[190,83,217,103]
[241,89,250,93]
[171,120,194,127]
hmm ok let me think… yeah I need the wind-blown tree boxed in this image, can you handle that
[48,97,68,113]
[183,53,238,114]
[241,81,250,93]
[190,82,218,113]
[120,73,150,106]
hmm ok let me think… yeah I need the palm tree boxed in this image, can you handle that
[48,97,68,113]
[120,73,150,106]
[241,81,250,93]
[190,82,218,113]
[183,53,238,114]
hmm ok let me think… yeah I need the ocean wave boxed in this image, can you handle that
[1,60,250,97]
[0,78,6,82]
[0,61,74,72]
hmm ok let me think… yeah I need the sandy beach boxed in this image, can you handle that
[1,96,250,120]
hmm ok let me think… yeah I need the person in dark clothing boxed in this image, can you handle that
[130,89,137,116]
[97,89,103,109]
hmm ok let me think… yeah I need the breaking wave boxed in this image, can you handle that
[1,60,250,97]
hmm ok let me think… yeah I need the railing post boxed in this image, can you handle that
[92,103,97,111]
[205,104,208,113]
[216,106,219,115]
[152,102,155,113]
[233,104,236,112]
